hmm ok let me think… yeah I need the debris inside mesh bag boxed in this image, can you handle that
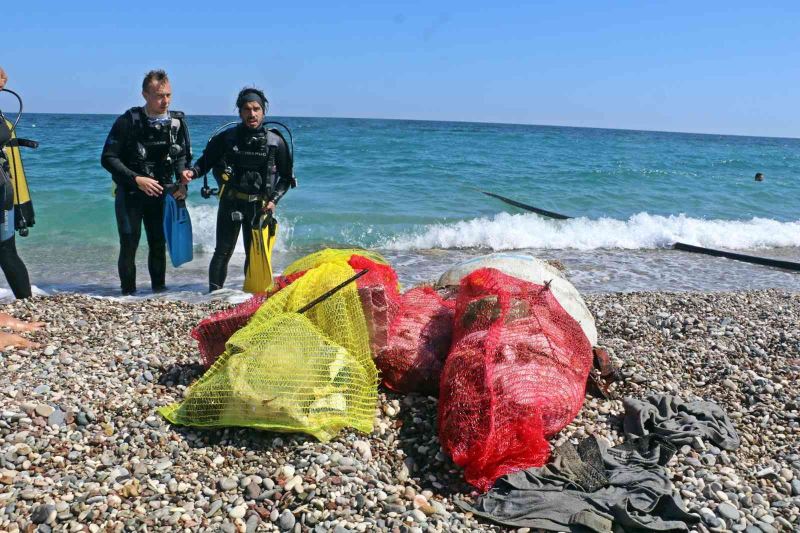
[159,261,379,441]
[374,286,455,395]
[460,295,531,329]
[439,267,594,491]
[222,327,357,429]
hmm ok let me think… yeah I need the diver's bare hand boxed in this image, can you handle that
[264,201,275,214]
[180,169,195,185]
[135,176,163,197]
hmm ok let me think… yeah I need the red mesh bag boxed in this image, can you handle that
[192,273,304,367]
[348,255,402,356]
[374,287,455,395]
[348,254,400,296]
[438,268,593,491]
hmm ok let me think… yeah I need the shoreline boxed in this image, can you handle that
[0,289,798,531]
[8,244,800,302]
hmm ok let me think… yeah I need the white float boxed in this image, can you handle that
[436,253,598,346]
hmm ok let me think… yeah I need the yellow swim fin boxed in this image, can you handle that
[243,213,277,294]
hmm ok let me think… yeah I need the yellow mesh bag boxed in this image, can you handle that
[159,262,379,441]
[283,248,389,276]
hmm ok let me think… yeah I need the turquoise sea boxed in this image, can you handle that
[4,110,800,302]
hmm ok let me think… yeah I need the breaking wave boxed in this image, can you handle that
[382,212,800,251]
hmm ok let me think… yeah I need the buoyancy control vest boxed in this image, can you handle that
[219,125,283,196]
[125,107,190,183]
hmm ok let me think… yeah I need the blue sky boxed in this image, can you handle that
[3,1,800,137]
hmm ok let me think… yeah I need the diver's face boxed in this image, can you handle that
[239,101,264,129]
[142,81,171,115]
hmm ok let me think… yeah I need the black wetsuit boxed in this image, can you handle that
[101,107,191,294]
[192,123,292,291]
[0,114,31,299]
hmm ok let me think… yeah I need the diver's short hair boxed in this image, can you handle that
[142,70,169,92]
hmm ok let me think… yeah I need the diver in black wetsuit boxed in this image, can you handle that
[181,87,293,292]
[101,70,192,295]
[0,66,32,299]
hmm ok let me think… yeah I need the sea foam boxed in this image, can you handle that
[383,212,800,251]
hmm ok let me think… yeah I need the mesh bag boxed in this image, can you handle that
[374,287,455,395]
[438,268,593,491]
[283,248,389,277]
[192,274,305,367]
[349,254,402,356]
[190,251,396,369]
[160,262,379,441]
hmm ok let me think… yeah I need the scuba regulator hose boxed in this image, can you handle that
[0,88,23,132]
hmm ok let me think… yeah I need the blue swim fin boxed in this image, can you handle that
[163,193,193,267]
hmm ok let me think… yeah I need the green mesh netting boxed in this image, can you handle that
[159,261,379,441]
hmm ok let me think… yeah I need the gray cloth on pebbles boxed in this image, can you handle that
[623,394,741,451]
[458,435,699,532]
[460,396,742,531]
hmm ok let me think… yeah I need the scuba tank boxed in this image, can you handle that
[0,88,37,237]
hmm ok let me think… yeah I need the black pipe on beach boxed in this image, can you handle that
[673,243,800,272]
[482,191,573,220]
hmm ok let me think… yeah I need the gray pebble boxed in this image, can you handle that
[279,509,296,531]
[315,453,329,464]
[218,477,238,491]
[31,504,56,525]
[716,502,739,521]
[411,509,427,523]
[245,482,261,499]
[701,512,722,528]
[229,504,247,519]
[755,522,778,533]
[207,499,223,516]
[246,514,260,533]
[385,503,406,514]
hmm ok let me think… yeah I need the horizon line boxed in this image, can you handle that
[17,111,800,142]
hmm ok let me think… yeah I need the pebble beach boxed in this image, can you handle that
[0,289,798,532]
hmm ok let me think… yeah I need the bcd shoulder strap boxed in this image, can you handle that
[127,107,144,129]
[259,144,277,198]
[170,111,191,160]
